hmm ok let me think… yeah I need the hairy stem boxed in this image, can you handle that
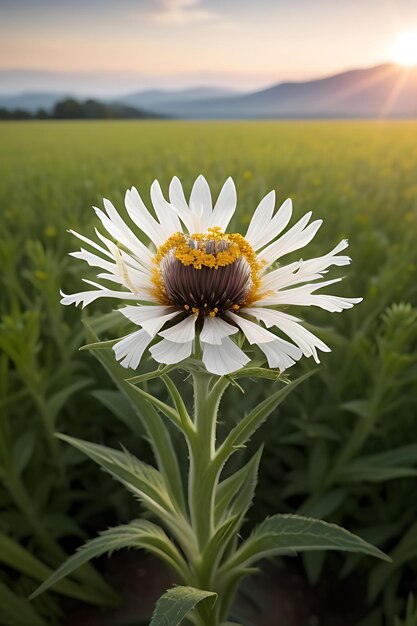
[189,372,217,551]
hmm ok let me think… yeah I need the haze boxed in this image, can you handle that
[1,0,417,95]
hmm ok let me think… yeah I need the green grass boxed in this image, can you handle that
[1,120,417,625]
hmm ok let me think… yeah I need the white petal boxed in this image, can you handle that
[208,177,237,231]
[150,180,182,235]
[94,201,153,266]
[308,294,363,312]
[70,248,117,275]
[94,227,153,270]
[259,212,323,265]
[125,187,165,247]
[257,278,363,312]
[120,305,180,337]
[120,304,177,324]
[258,338,302,371]
[242,306,301,325]
[190,175,212,231]
[246,195,293,251]
[259,198,293,249]
[261,239,351,292]
[200,315,238,345]
[201,336,250,375]
[69,229,113,259]
[159,314,196,343]
[150,338,193,364]
[96,273,124,286]
[245,190,276,248]
[71,247,153,293]
[243,307,330,363]
[225,311,277,344]
[168,176,189,213]
[169,176,200,233]
[113,329,153,369]
[60,285,139,309]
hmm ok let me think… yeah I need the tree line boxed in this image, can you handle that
[0,98,164,120]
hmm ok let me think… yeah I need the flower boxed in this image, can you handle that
[61,176,361,376]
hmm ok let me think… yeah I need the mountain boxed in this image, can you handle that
[115,86,239,110]
[1,64,416,119]
[120,64,417,119]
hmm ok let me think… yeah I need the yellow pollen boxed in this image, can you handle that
[184,304,190,310]
[191,307,199,316]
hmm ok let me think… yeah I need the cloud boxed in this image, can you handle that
[146,0,220,25]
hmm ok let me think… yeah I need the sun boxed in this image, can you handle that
[390,31,417,67]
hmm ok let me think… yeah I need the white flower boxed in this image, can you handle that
[61,175,361,376]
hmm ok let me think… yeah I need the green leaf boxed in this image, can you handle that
[79,339,119,351]
[338,464,417,483]
[215,447,263,525]
[337,443,417,483]
[161,375,195,436]
[12,431,35,474]
[361,444,417,467]
[222,514,390,571]
[369,521,417,601]
[0,581,48,626]
[290,417,341,442]
[150,586,217,626]
[31,520,188,600]
[230,366,289,381]
[57,434,181,521]
[299,488,348,518]
[216,371,315,466]
[91,389,145,437]
[0,530,115,606]
[202,515,242,579]
[126,381,182,430]
[127,364,177,384]
[45,378,92,425]
[83,319,185,513]
[341,399,370,419]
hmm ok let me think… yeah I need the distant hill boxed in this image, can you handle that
[1,64,416,119]
[116,86,239,110]
[116,63,417,119]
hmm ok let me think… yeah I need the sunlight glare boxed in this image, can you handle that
[390,31,417,67]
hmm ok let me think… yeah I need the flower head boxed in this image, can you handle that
[62,176,361,375]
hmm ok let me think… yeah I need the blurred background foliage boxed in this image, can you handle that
[0,120,417,625]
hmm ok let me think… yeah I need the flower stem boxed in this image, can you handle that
[186,373,233,626]
[189,372,216,551]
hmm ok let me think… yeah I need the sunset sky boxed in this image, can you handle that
[1,0,417,94]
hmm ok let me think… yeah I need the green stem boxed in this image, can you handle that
[189,373,217,550]
[186,373,232,626]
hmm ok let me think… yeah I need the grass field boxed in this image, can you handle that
[1,120,417,626]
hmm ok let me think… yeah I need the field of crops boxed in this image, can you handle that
[1,120,417,626]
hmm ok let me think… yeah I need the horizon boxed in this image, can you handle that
[0,61,405,99]
[1,0,417,95]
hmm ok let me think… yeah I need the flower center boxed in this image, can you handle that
[152,227,263,316]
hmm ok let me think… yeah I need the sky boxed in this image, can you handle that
[0,0,417,95]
